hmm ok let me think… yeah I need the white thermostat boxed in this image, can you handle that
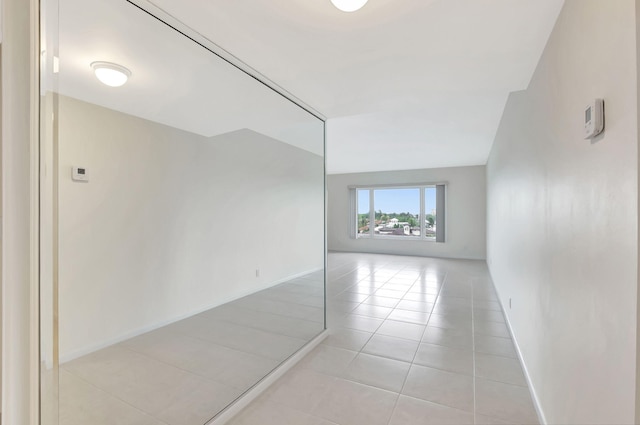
[72,166,89,182]
[584,99,604,139]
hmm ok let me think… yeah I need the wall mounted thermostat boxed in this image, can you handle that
[72,166,89,182]
[584,99,604,139]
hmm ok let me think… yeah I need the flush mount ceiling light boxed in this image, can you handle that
[331,0,368,12]
[90,61,131,87]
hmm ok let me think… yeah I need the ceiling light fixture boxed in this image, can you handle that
[90,61,131,87]
[331,0,368,12]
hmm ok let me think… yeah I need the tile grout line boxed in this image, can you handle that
[382,267,423,425]
[385,268,445,425]
[323,263,414,425]
[323,264,386,384]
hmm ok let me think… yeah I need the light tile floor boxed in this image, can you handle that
[54,271,325,425]
[229,252,539,425]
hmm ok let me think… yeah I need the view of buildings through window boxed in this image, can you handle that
[356,186,437,241]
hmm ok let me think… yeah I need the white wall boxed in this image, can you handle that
[486,1,638,423]
[328,166,486,260]
[58,95,324,361]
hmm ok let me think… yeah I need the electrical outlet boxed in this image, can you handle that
[256,269,260,278]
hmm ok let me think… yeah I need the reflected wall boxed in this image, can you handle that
[40,0,326,424]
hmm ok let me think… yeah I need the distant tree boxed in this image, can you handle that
[359,215,368,228]
[426,215,435,228]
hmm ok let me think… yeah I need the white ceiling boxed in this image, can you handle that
[57,0,565,174]
[144,0,565,174]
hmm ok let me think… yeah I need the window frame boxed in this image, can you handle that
[350,183,446,243]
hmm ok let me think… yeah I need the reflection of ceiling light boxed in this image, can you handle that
[331,0,368,12]
[90,61,131,87]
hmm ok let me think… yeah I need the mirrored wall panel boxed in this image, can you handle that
[40,0,326,424]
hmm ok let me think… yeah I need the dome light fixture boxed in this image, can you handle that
[331,0,368,12]
[90,61,131,87]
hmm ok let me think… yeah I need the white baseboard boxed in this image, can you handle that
[207,330,328,425]
[488,266,547,425]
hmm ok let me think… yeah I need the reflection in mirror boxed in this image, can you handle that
[40,0,326,424]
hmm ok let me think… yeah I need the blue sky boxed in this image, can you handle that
[357,188,436,216]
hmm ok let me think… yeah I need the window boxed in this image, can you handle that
[350,184,445,242]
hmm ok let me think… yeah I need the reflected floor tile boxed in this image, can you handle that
[233,298,324,323]
[176,321,309,361]
[119,329,277,387]
[389,395,474,425]
[402,364,474,412]
[295,295,325,308]
[59,369,167,425]
[63,346,241,421]
[216,308,323,340]
[362,334,419,362]
[475,378,539,424]
[343,353,411,392]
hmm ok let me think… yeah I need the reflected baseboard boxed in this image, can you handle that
[207,329,328,425]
